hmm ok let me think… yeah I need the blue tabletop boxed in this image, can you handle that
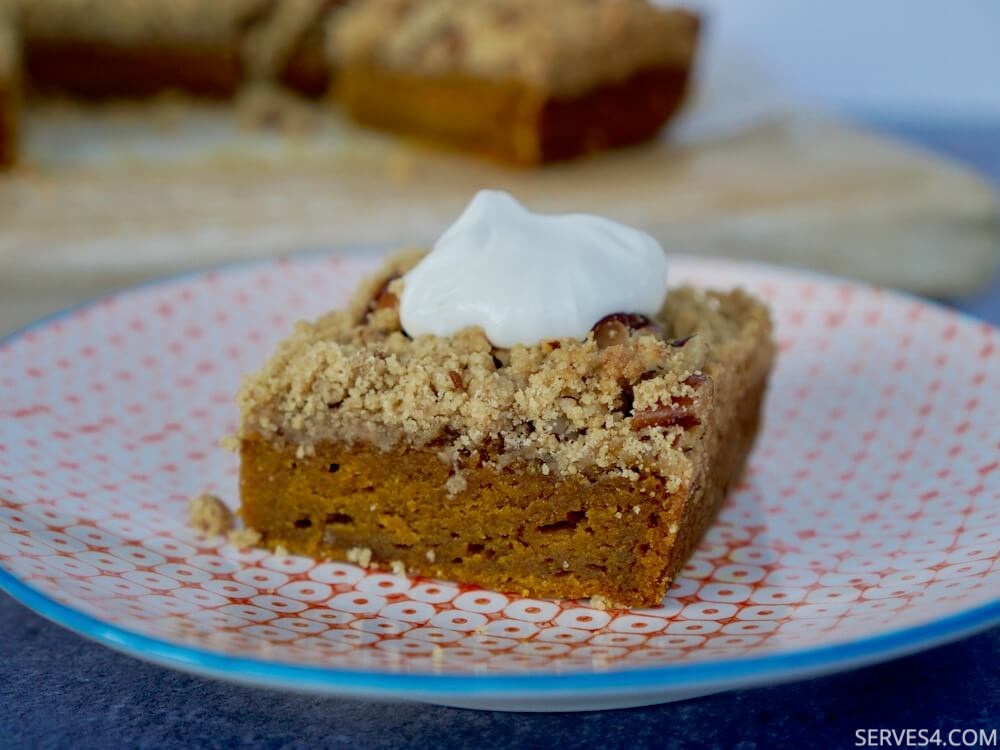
[2,120,998,749]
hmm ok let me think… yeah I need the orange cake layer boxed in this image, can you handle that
[236,251,774,606]
[336,63,693,166]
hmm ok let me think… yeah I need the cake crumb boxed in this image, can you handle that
[219,435,240,453]
[614,511,623,519]
[274,543,290,557]
[346,546,373,568]
[227,527,262,549]
[187,493,234,536]
[589,595,611,611]
[425,549,436,563]
[562,560,569,570]
[632,505,641,515]
[444,472,467,496]
[389,560,407,576]
[668,523,679,534]
[541,463,550,476]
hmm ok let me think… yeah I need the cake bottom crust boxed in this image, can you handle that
[335,63,693,165]
[238,376,767,607]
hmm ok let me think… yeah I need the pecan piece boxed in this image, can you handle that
[631,404,700,431]
[367,274,400,317]
[683,372,708,388]
[592,313,660,349]
[448,370,465,391]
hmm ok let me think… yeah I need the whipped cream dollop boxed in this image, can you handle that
[400,191,668,348]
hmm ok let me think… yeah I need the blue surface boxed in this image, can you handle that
[2,121,999,748]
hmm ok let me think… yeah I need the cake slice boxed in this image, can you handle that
[329,0,700,164]
[0,7,18,167]
[16,0,348,100]
[19,0,275,98]
[236,192,774,607]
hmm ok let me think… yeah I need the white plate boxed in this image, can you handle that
[1,252,997,711]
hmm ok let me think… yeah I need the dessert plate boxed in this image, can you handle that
[1,252,998,712]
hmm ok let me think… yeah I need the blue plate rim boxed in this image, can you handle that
[3,566,998,697]
[2,250,999,699]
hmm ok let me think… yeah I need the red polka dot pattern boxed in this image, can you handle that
[1,254,998,676]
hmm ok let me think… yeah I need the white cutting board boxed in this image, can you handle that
[0,95,996,334]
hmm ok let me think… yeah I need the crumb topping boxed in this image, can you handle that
[238,250,773,484]
[345,546,373,567]
[589,595,610,611]
[330,0,698,95]
[227,526,262,549]
[187,493,235,536]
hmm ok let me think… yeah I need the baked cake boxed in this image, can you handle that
[331,0,700,164]
[236,191,774,606]
[0,0,699,169]
[19,0,271,98]
[0,6,18,167]
[17,0,349,99]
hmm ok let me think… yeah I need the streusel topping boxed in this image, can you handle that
[330,0,699,96]
[237,250,772,484]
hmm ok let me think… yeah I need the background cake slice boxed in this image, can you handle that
[0,5,18,167]
[17,0,332,99]
[19,0,272,99]
[330,0,700,164]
